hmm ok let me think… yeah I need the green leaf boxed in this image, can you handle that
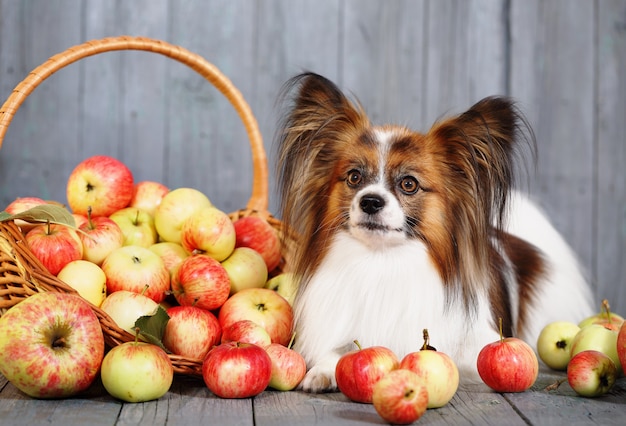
[134,305,170,351]
[0,205,76,227]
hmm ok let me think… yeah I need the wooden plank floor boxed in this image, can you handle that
[1,368,626,425]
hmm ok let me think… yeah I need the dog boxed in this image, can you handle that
[275,72,594,392]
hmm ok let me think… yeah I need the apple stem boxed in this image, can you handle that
[133,328,140,345]
[544,378,567,391]
[602,299,613,322]
[46,219,52,234]
[141,284,149,296]
[421,329,437,351]
[498,317,504,343]
[287,332,297,350]
[87,206,95,230]
[353,340,362,351]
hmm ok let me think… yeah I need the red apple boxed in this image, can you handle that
[202,342,272,398]
[4,196,47,233]
[181,206,236,261]
[78,208,124,265]
[221,319,272,348]
[266,335,307,391]
[335,341,400,403]
[129,180,169,217]
[617,320,626,371]
[0,292,104,398]
[372,369,429,425]
[101,245,170,303]
[154,187,212,243]
[171,254,231,311]
[109,207,158,248]
[162,305,222,360]
[66,155,134,217]
[25,222,83,275]
[218,288,294,346]
[476,320,538,392]
[222,247,268,294]
[567,350,617,397]
[233,216,282,272]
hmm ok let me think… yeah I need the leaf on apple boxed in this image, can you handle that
[0,204,76,227]
[134,305,170,350]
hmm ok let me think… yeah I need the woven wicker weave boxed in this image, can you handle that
[0,36,294,377]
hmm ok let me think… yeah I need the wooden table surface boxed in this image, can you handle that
[1,368,625,426]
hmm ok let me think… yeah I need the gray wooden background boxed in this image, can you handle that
[1,0,624,314]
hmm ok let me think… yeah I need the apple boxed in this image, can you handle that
[579,299,624,330]
[109,207,158,248]
[100,290,159,336]
[149,241,190,276]
[171,254,231,311]
[266,334,307,391]
[618,320,626,371]
[264,272,298,306]
[536,321,581,371]
[72,213,88,229]
[162,305,222,360]
[66,155,134,217]
[154,187,212,243]
[129,180,169,217]
[101,245,170,303]
[233,215,282,272]
[476,320,538,392]
[181,206,236,261]
[223,247,268,295]
[57,260,107,307]
[0,292,104,398]
[570,323,621,373]
[221,319,272,348]
[4,196,47,233]
[25,222,83,275]
[78,208,124,265]
[372,369,429,425]
[567,350,617,397]
[218,288,294,346]
[100,340,174,402]
[335,341,400,403]
[202,341,272,398]
[399,330,459,408]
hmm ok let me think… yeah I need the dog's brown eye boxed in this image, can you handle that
[347,170,362,187]
[399,176,419,194]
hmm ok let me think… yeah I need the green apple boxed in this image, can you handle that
[579,300,624,330]
[57,260,107,307]
[536,321,581,370]
[100,290,159,337]
[223,247,268,295]
[109,207,158,248]
[100,340,174,402]
[264,272,298,306]
[154,187,212,243]
[570,324,621,373]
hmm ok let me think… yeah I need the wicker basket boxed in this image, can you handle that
[0,36,294,377]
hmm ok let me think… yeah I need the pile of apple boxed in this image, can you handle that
[536,299,626,397]
[0,154,304,402]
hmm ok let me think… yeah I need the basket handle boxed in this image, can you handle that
[0,35,268,212]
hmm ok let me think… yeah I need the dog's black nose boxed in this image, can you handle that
[360,194,385,214]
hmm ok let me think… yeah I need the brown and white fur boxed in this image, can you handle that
[275,72,594,392]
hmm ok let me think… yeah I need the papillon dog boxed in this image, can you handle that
[275,72,594,393]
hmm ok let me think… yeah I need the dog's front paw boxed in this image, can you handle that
[298,365,338,393]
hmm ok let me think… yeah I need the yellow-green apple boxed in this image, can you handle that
[4,196,47,233]
[399,331,459,408]
[570,323,621,373]
[100,290,159,336]
[109,206,157,248]
[154,187,212,243]
[567,350,617,397]
[181,206,236,261]
[476,325,538,392]
[579,299,624,330]
[78,209,124,265]
[233,215,282,272]
[66,155,134,217]
[149,241,190,277]
[101,245,170,303]
[372,369,428,425]
[266,335,307,391]
[57,260,107,307]
[221,319,272,348]
[129,180,169,217]
[264,272,298,306]
[25,223,83,275]
[162,305,222,360]
[223,247,268,295]
[218,288,294,346]
[335,341,400,403]
[171,254,230,311]
[0,292,104,398]
[202,341,272,398]
[100,340,174,402]
[536,321,581,370]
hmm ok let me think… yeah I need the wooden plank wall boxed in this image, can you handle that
[0,0,624,313]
